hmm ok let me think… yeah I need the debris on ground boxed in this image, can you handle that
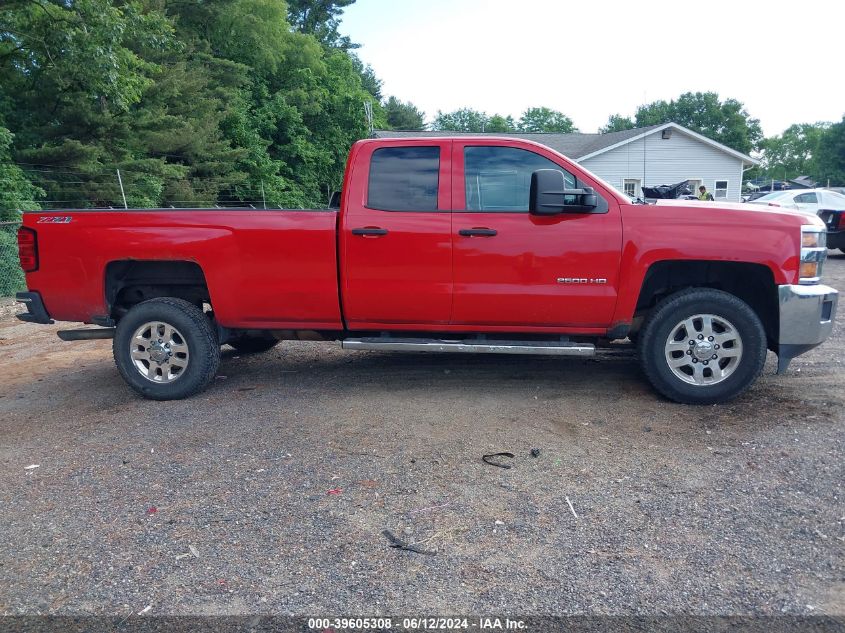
[482,452,515,469]
[326,488,342,495]
[382,529,436,556]
[565,496,579,519]
[24,464,40,470]
[146,506,158,515]
[530,448,541,458]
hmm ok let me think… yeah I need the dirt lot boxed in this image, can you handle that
[0,257,843,619]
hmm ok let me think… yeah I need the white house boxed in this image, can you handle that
[374,122,758,202]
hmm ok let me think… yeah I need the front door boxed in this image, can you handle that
[450,141,622,329]
[340,140,453,327]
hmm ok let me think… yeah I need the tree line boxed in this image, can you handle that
[429,94,845,186]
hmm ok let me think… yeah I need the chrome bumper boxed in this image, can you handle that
[777,284,838,373]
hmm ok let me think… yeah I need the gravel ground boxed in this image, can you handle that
[0,258,843,619]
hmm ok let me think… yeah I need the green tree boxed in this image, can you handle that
[432,108,489,132]
[350,53,382,99]
[758,122,829,181]
[518,107,576,133]
[0,126,40,295]
[384,97,425,130]
[486,114,516,133]
[600,114,636,133]
[287,0,358,49]
[0,127,42,220]
[816,116,845,186]
[633,92,763,154]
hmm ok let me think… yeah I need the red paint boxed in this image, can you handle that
[22,137,807,335]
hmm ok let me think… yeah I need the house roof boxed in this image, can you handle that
[373,122,759,166]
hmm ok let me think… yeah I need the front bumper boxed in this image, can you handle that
[15,291,54,324]
[777,283,838,373]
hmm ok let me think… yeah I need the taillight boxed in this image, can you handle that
[838,213,845,230]
[17,227,38,272]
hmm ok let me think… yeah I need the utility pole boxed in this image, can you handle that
[116,169,128,209]
[363,100,374,136]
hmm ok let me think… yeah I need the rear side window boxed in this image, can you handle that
[368,146,440,211]
[464,146,577,211]
[794,192,818,204]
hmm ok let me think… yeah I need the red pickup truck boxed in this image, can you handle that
[15,136,838,404]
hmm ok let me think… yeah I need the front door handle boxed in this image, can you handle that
[459,228,497,237]
[351,227,389,236]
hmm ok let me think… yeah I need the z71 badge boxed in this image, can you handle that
[37,216,73,223]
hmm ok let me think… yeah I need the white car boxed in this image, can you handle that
[748,188,845,216]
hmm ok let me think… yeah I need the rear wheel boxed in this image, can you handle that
[227,335,278,354]
[638,288,767,404]
[114,298,220,400]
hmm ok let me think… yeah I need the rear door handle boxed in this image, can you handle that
[459,228,497,237]
[351,227,388,236]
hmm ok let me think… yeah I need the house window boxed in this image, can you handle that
[687,179,702,196]
[623,179,641,198]
[715,180,728,200]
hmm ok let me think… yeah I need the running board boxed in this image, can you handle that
[341,337,595,356]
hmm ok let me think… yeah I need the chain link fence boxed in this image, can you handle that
[0,221,25,298]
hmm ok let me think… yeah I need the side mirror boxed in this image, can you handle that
[529,169,598,215]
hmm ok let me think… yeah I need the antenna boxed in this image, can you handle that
[364,100,374,136]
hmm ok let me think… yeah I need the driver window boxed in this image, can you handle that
[464,146,577,211]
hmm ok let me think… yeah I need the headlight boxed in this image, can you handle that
[800,225,826,284]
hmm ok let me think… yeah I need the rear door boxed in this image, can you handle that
[450,141,622,329]
[340,140,453,327]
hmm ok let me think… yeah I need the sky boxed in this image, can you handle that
[340,0,845,136]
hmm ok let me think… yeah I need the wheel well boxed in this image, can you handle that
[635,260,778,348]
[106,260,210,320]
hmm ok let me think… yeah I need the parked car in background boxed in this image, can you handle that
[748,189,845,252]
[748,188,845,216]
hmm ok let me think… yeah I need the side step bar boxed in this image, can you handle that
[342,337,595,356]
[57,328,116,341]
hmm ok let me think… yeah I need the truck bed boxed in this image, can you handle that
[23,209,343,329]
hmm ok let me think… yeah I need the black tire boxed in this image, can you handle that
[113,298,220,400]
[638,288,767,405]
[227,335,278,354]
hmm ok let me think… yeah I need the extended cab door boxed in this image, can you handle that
[450,140,622,329]
[340,140,453,327]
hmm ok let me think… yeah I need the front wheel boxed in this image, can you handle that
[113,298,220,400]
[638,288,767,404]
